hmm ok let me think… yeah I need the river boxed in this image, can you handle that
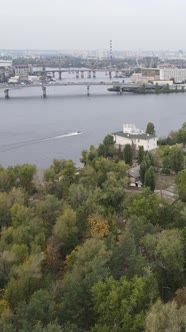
[0,72,185,168]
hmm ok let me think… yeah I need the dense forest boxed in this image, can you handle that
[0,125,186,331]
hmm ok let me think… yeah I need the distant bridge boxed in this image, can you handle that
[33,67,160,80]
[0,81,182,99]
[0,81,143,98]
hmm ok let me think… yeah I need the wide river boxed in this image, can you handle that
[0,72,186,169]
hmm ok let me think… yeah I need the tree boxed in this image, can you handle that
[176,169,186,201]
[140,154,153,184]
[175,287,186,308]
[36,195,61,225]
[144,166,156,191]
[52,159,65,175]
[142,229,185,296]
[100,171,127,211]
[44,167,56,182]
[92,273,158,332]
[15,164,36,192]
[145,299,186,332]
[103,135,115,157]
[68,183,89,209]
[88,213,109,238]
[53,207,79,256]
[97,144,106,157]
[169,147,184,173]
[138,146,145,164]
[123,144,133,165]
[56,238,111,329]
[0,169,11,192]
[110,219,150,279]
[4,254,43,308]
[146,122,155,135]
[124,188,163,225]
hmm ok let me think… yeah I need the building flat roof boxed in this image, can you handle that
[112,131,156,140]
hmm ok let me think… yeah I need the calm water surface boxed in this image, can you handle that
[0,79,186,168]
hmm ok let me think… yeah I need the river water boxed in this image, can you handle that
[0,72,186,168]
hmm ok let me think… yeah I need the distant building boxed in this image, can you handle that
[130,73,159,84]
[14,64,33,80]
[160,68,186,83]
[112,124,157,151]
[0,60,12,67]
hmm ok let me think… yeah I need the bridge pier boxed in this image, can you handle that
[4,89,9,99]
[42,86,47,98]
[88,70,91,79]
[87,85,90,96]
[59,71,62,80]
[81,71,84,79]
[76,71,79,79]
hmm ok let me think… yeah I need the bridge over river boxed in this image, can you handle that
[0,81,143,98]
[0,81,184,99]
[33,67,160,80]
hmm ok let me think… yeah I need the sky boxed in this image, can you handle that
[0,0,186,51]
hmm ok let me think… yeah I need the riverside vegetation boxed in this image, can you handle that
[108,83,186,94]
[0,124,186,331]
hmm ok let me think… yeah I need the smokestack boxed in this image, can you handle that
[110,39,112,66]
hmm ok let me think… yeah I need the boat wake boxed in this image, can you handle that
[41,131,82,142]
[0,131,83,152]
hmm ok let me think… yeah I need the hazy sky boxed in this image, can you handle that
[1,0,185,50]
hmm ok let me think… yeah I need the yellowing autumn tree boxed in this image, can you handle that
[88,213,109,238]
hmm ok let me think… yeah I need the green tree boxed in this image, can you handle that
[123,144,133,165]
[0,192,12,230]
[0,169,11,192]
[56,238,111,329]
[146,122,155,135]
[142,229,184,297]
[169,147,184,173]
[144,166,156,191]
[44,167,56,182]
[103,135,115,157]
[36,195,61,225]
[92,272,158,332]
[97,144,106,157]
[145,299,186,332]
[176,169,186,202]
[4,254,43,308]
[53,207,79,256]
[100,172,127,211]
[138,146,145,164]
[16,164,36,192]
[124,188,162,225]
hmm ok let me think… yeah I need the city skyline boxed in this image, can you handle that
[1,0,186,51]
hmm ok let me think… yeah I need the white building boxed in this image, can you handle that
[8,76,20,84]
[112,124,157,151]
[160,68,186,83]
[0,60,12,67]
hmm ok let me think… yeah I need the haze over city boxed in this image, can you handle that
[1,0,186,51]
